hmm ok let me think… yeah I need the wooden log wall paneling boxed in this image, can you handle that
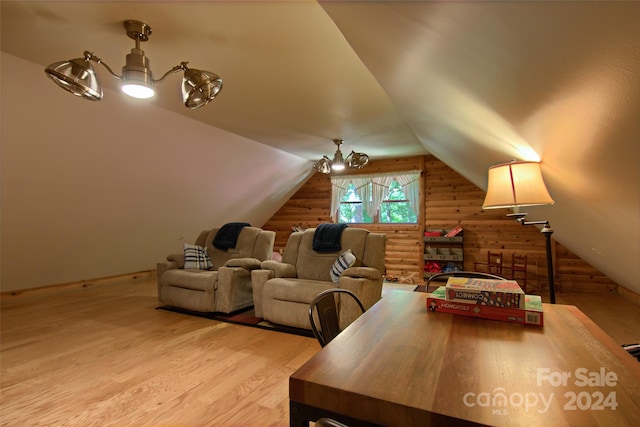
[262,155,619,293]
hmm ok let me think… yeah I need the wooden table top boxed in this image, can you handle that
[290,291,640,426]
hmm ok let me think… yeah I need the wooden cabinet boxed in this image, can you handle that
[423,229,464,278]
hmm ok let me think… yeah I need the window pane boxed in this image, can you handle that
[339,183,372,223]
[380,180,417,223]
[380,201,417,223]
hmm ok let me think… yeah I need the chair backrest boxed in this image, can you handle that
[309,289,365,347]
[487,251,504,274]
[199,226,275,270]
[315,419,350,427]
[510,253,528,292]
[282,228,386,282]
[512,253,527,270]
[426,271,508,287]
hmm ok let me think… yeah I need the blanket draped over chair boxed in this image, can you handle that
[312,223,348,252]
[213,222,251,250]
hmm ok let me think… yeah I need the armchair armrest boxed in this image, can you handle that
[166,252,185,269]
[259,260,297,278]
[251,269,273,319]
[342,266,381,281]
[339,268,384,328]
[156,259,180,301]
[216,266,253,313]
[224,257,262,270]
[251,261,297,319]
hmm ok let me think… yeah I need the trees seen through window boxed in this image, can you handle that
[339,180,417,224]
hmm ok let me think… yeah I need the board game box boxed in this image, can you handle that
[445,277,525,308]
[427,286,543,327]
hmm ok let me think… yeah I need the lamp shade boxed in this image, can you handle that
[45,57,103,101]
[483,161,554,209]
[313,156,332,174]
[182,68,223,109]
[346,151,369,170]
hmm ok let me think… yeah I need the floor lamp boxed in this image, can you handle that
[482,161,557,303]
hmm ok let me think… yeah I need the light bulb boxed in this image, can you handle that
[122,83,155,99]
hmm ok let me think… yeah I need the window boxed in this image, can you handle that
[338,183,372,223]
[331,171,420,224]
[379,180,417,223]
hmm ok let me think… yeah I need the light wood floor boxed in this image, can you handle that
[0,277,320,426]
[1,279,638,426]
[554,290,640,345]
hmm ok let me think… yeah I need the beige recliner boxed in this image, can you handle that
[157,226,275,313]
[251,227,386,330]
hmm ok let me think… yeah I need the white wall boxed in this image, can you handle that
[1,53,313,292]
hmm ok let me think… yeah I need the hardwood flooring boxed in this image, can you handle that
[1,279,638,426]
[555,291,640,345]
[0,278,319,426]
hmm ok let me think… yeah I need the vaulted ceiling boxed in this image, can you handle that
[2,1,639,294]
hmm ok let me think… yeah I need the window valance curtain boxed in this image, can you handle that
[330,170,421,220]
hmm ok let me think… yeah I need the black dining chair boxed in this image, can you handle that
[315,418,350,427]
[308,288,365,347]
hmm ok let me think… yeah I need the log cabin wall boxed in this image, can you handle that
[262,155,618,293]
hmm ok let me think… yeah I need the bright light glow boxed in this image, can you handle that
[517,146,541,162]
[122,83,155,99]
[332,163,345,171]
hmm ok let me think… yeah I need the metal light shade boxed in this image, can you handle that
[45,57,103,101]
[483,161,554,209]
[346,151,370,170]
[182,68,223,109]
[313,156,332,174]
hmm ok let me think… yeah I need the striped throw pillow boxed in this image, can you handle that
[183,243,213,270]
[330,249,356,283]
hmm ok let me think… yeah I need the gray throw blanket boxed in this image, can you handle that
[313,223,348,252]
[213,222,250,250]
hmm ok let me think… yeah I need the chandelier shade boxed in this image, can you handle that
[482,161,554,209]
[313,156,332,174]
[346,151,369,170]
[45,56,103,101]
[44,20,222,108]
[182,68,223,109]
[314,139,369,174]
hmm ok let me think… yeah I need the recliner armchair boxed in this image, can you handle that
[251,227,386,330]
[157,226,275,313]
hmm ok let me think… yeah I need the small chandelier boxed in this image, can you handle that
[313,139,370,174]
[44,20,223,109]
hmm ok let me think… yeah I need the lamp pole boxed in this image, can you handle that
[541,222,556,304]
[518,219,556,304]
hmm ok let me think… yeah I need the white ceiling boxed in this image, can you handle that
[0,0,427,160]
[2,1,640,294]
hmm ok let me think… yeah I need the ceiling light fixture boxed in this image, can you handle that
[313,139,370,174]
[44,20,222,109]
[482,160,557,303]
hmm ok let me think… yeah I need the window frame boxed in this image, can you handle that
[331,171,421,225]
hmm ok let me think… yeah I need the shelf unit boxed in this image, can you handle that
[423,229,464,279]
